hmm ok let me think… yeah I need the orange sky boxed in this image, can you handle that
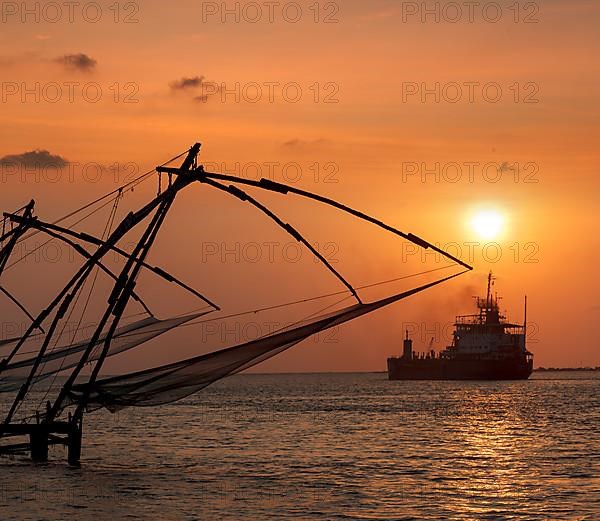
[1,0,599,370]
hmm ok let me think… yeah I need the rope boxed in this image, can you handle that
[4,195,118,271]
[258,294,355,341]
[34,193,124,413]
[177,265,455,330]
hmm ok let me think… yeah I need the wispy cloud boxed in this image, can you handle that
[169,75,221,103]
[282,138,329,148]
[498,161,516,173]
[169,76,206,90]
[55,53,97,72]
[0,51,39,68]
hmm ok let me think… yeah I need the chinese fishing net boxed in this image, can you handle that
[66,273,463,412]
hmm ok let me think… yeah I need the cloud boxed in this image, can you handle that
[282,138,329,147]
[169,76,221,103]
[169,76,206,90]
[55,53,97,72]
[498,161,516,173]
[0,150,68,168]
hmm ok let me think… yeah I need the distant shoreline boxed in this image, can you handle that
[77,368,600,381]
[534,367,600,372]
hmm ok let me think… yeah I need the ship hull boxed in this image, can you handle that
[387,357,533,381]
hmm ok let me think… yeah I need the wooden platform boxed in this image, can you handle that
[0,420,82,464]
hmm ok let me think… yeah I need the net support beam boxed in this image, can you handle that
[201,177,362,304]
[156,166,473,270]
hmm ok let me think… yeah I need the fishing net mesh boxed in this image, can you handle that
[0,313,207,392]
[66,275,458,412]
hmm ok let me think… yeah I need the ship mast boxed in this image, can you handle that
[524,295,527,349]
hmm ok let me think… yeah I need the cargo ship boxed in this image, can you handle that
[387,272,533,380]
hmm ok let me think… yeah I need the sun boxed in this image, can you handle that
[470,209,505,240]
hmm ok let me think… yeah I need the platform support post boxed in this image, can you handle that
[67,419,82,466]
[30,429,48,462]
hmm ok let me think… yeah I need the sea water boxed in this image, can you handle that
[0,371,598,520]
